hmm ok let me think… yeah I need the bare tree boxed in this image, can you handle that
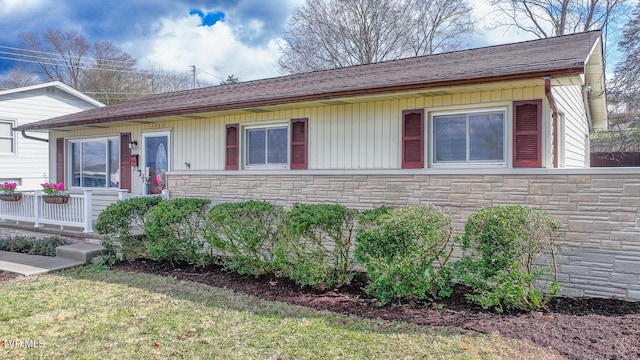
[409,0,475,56]
[488,0,626,38]
[81,41,139,105]
[612,1,640,111]
[19,30,91,88]
[279,0,475,73]
[0,66,40,89]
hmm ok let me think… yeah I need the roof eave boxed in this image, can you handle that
[19,66,586,131]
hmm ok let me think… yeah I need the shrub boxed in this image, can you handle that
[0,236,71,256]
[145,198,211,266]
[275,203,358,290]
[354,205,454,305]
[206,200,282,276]
[95,196,163,261]
[456,205,560,313]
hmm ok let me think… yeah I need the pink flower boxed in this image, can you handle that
[0,182,17,193]
[41,182,65,195]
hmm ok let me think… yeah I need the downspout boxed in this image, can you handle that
[19,129,49,143]
[544,77,559,168]
[582,85,594,133]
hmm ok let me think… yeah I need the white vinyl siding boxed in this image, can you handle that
[552,85,589,168]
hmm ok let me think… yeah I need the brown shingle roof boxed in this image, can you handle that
[20,31,601,131]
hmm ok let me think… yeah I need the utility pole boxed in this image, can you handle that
[191,65,197,89]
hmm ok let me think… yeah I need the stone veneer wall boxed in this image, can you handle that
[169,170,640,300]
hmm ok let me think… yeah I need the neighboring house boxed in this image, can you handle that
[0,81,104,190]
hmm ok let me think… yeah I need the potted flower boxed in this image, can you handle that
[41,182,69,204]
[0,182,21,201]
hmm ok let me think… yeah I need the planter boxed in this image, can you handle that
[43,194,69,204]
[0,193,22,202]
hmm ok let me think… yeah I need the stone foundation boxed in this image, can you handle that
[169,169,640,300]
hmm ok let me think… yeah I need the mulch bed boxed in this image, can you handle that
[108,261,639,359]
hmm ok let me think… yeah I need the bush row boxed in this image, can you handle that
[96,197,560,312]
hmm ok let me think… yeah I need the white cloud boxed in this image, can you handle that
[0,0,46,16]
[128,13,282,84]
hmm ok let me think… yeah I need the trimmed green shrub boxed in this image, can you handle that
[206,200,282,276]
[145,198,211,266]
[95,196,163,261]
[456,205,560,313]
[354,205,454,305]
[0,236,71,256]
[275,203,358,290]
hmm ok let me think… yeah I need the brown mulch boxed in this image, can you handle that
[115,261,637,359]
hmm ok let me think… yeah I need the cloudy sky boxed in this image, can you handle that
[0,0,620,85]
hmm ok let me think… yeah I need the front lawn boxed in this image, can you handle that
[0,268,560,359]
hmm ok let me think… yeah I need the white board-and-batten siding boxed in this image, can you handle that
[0,87,99,190]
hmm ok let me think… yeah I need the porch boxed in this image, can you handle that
[0,189,169,233]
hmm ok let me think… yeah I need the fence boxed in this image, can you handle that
[0,190,94,233]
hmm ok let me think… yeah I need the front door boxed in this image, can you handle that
[143,132,169,195]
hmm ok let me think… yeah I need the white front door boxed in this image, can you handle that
[142,132,170,195]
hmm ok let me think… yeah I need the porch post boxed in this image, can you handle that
[33,190,43,228]
[83,189,93,233]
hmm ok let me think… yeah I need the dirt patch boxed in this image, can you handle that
[0,271,21,285]
[113,260,640,360]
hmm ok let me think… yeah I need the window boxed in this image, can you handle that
[0,120,15,154]
[69,138,120,188]
[244,125,288,167]
[432,110,505,164]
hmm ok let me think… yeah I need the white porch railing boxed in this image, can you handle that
[0,189,94,233]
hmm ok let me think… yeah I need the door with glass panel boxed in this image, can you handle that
[142,132,169,195]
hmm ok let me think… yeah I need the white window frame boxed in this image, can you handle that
[0,120,16,155]
[68,136,121,189]
[243,123,290,169]
[430,107,508,167]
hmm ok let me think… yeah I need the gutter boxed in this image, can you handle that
[18,129,48,143]
[544,77,559,168]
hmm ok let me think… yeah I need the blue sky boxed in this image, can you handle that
[0,0,628,85]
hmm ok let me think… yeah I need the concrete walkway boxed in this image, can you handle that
[0,243,105,275]
[0,251,84,275]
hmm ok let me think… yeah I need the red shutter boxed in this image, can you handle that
[225,124,239,170]
[56,138,64,183]
[401,109,424,169]
[513,100,542,168]
[120,133,132,191]
[290,118,308,169]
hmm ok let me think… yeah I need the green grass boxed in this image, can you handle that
[0,267,561,359]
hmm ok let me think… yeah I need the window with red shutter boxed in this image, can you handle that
[225,124,239,170]
[56,138,64,183]
[512,100,542,168]
[402,109,424,169]
[120,133,132,191]
[290,118,308,169]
